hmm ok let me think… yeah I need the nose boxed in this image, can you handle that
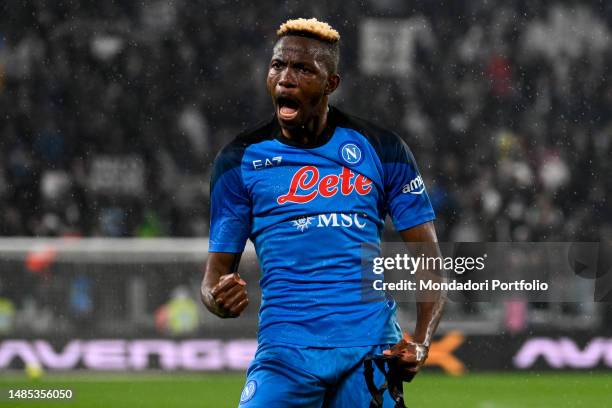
[278,67,297,88]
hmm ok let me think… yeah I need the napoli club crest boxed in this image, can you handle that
[339,142,364,165]
[240,380,257,404]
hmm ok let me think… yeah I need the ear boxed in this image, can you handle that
[325,73,341,95]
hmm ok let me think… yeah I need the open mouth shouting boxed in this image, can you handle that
[276,95,301,123]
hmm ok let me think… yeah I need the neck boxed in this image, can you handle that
[281,104,329,146]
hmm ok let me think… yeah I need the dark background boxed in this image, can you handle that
[0,1,610,344]
[1,0,610,241]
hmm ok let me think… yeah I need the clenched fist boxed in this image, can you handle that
[382,340,429,382]
[202,273,249,318]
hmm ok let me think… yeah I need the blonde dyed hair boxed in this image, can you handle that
[277,18,340,43]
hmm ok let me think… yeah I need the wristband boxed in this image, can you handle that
[408,341,428,362]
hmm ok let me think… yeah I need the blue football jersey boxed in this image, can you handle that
[209,107,435,347]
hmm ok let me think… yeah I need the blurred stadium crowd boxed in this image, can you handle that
[0,0,611,240]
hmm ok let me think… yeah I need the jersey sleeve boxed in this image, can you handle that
[209,146,251,253]
[383,134,435,231]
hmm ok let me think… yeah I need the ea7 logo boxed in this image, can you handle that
[513,337,612,369]
[252,156,282,170]
[402,175,425,195]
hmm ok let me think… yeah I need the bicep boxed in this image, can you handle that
[383,137,435,231]
[209,150,252,253]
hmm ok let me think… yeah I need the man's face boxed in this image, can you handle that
[267,36,338,129]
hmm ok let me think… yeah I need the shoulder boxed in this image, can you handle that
[212,116,276,184]
[214,116,276,168]
[332,107,409,162]
[215,117,276,164]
